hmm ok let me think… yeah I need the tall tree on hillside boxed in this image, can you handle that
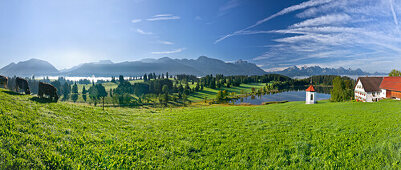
[143,74,148,82]
[62,82,71,100]
[109,88,113,97]
[71,83,79,102]
[82,86,87,102]
[119,75,124,83]
[72,83,78,94]
[331,77,346,102]
[51,80,62,97]
[389,69,401,77]
[96,84,108,110]
[162,85,169,106]
[89,85,99,106]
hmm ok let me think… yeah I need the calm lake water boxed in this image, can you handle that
[230,91,331,105]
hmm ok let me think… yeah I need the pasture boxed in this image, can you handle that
[1,88,401,168]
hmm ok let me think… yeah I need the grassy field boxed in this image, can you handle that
[188,83,266,102]
[60,82,266,105]
[1,88,401,168]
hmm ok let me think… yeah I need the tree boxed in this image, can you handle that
[143,74,148,82]
[119,75,124,83]
[216,90,228,103]
[162,85,169,106]
[389,69,401,77]
[71,94,78,102]
[71,83,79,102]
[72,83,78,94]
[210,79,216,89]
[114,81,134,95]
[331,77,346,102]
[96,84,107,110]
[182,94,187,106]
[89,85,99,106]
[82,86,87,102]
[51,80,62,97]
[62,82,71,100]
[133,83,149,96]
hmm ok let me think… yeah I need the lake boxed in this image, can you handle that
[230,90,331,105]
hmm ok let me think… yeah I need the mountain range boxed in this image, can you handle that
[0,59,59,77]
[273,66,385,77]
[0,56,266,77]
[0,57,385,77]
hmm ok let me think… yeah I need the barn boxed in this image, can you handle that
[379,77,401,100]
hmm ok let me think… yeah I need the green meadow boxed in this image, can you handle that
[1,88,401,169]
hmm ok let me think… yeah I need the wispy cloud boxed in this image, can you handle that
[131,19,142,23]
[389,0,400,32]
[131,14,180,25]
[215,0,333,43]
[136,28,153,35]
[291,14,351,28]
[158,40,174,45]
[151,48,185,55]
[219,0,241,16]
[214,0,401,72]
[147,14,180,21]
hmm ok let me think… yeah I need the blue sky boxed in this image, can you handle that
[0,0,400,72]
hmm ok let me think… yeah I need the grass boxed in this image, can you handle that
[1,88,401,168]
[188,83,266,102]
[61,82,266,105]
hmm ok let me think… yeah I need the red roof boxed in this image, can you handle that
[379,77,401,92]
[306,85,315,92]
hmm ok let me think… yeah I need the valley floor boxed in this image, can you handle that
[1,89,401,168]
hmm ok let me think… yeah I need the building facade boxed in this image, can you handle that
[354,76,401,102]
[305,85,316,104]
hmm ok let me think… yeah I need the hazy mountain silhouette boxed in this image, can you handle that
[61,56,266,76]
[272,66,385,77]
[0,58,59,77]
[1,57,382,78]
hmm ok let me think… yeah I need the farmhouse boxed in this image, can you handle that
[379,77,401,99]
[355,77,401,102]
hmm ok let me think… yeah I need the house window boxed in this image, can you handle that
[310,94,314,100]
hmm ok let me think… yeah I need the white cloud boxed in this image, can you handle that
[136,29,153,35]
[215,0,333,43]
[158,40,174,45]
[291,14,351,27]
[151,48,185,54]
[215,0,401,72]
[131,19,142,23]
[389,0,399,32]
[219,0,241,16]
[147,14,180,21]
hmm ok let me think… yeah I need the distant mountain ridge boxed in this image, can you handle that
[1,58,385,77]
[272,66,385,77]
[0,59,59,77]
[0,56,266,77]
[62,56,266,76]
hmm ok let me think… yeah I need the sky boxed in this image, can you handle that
[0,0,400,73]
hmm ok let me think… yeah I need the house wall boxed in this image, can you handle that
[381,89,386,98]
[354,80,367,102]
[305,91,315,104]
[388,90,401,99]
[354,80,382,102]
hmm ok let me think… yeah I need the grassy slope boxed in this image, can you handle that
[1,88,401,169]
[188,83,266,102]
